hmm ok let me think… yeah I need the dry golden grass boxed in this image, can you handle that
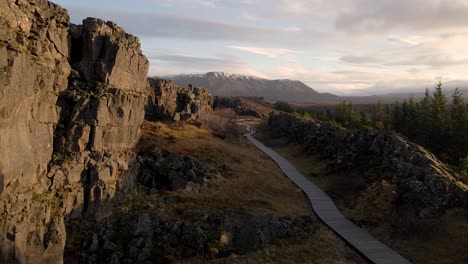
[254,127,468,264]
[199,108,237,134]
[139,120,311,219]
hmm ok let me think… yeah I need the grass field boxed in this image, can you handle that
[133,118,366,263]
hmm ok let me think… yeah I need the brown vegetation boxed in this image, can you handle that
[137,120,365,263]
[199,108,237,136]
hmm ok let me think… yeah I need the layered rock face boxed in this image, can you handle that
[0,0,71,262]
[267,113,468,218]
[146,78,212,121]
[0,1,149,262]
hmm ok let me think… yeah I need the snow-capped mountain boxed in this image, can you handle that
[164,72,337,102]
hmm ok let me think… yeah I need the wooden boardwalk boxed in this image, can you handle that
[244,125,411,264]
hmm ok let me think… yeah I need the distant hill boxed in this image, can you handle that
[165,72,338,102]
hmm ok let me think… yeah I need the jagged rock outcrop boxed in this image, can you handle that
[68,211,317,263]
[267,113,468,218]
[137,147,221,191]
[0,1,149,262]
[214,96,265,118]
[146,77,212,122]
[49,14,149,252]
[69,18,148,91]
[0,0,71,262]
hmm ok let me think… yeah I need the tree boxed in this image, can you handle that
[450,88,468,165]
[415,88,432,146]
[302,111,312,120]
[429,82,451,155]
[392,101,402,131]
[274,101,294,113]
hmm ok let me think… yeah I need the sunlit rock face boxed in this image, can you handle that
[146,77,213,122]
[0,1,149,262]
[0,0,71,262]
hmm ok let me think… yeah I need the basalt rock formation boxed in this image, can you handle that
[0,0,149,262]
[213,96,265,118]
[0,0,72,262]
[146,77,213,122]
[68,211,317,263]
[137,146,220,191]
[267,113,468,219]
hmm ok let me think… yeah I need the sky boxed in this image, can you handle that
[53,0,468,95]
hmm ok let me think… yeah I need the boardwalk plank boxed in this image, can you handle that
[244,125,411,264]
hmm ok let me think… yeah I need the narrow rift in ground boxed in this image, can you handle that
[254,128,468,264]
[137,120,366,263]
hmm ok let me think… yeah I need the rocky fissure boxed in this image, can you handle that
[267,113,468,220]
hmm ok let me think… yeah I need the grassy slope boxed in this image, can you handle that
[254,129,468,264]
[136,120,366,263]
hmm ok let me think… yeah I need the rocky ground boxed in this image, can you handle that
[267,113,468,220]
[257,113,468,264]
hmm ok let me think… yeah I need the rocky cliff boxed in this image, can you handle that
[0,0,72,262]
[267,113,468,219]
[146,77,213,122]
[0,0,149,262]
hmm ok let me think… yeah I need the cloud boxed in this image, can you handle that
[153,54,241,67]
[143,0,217,8]
[147,49,269,78]
[335,0,468,34]
[340,34,468,68]
[276,65,307,78]
[55,0,468,95]
[226,45,303,59]
[66,6,333,48]
[340,55,381,64]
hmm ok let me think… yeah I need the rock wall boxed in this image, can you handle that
[68,211,316,263]
[0,0,71,262]
[146,77,212,121]
[0,1,149,262]
[267,113,468,218]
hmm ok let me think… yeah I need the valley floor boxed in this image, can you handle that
[136,120,366,263]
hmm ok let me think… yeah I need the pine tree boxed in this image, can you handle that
[430,82,451,155]
[392,101,402,131]
[450,88,468,165]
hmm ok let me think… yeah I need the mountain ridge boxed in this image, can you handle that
[165,72,337,102]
